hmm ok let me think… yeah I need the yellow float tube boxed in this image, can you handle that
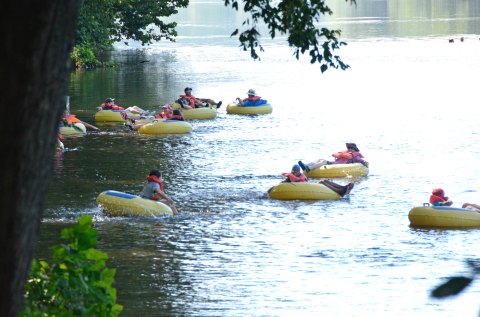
[138,119,192,134]
[408,204,480,228]
[268,182,340,200]
[59,122,87,136]
[172,103,217,120]
[306,163,369,178]
[94,110,142,122]
[96,190,173,217]
[226,103,273,115]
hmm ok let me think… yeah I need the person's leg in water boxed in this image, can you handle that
[319,180,354,197]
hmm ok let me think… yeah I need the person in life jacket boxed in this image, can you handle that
[429,188,453,206]
[298,142,369,173]
[97,98,125,111]
[141,169,178,214]
[430,188,480,211]
[177,87,222,109]
[279,164,354,197]
[236,88,268,107]
[282,164,308,183]
[156,104,174,119]
[170,110,184,121]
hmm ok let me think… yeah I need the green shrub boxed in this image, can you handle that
[20,215,123,317]
[71,43,100,69]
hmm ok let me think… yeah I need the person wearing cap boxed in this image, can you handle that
[282,164,308,183]
[281,164,354,196]
[158,104,174,119]
[236,89,268,107]
[429,188,453,206]
[298,142,369,173]
[177,87,222,109]
[97,98,125,111]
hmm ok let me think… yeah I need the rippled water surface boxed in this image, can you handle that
[41,1,480,316]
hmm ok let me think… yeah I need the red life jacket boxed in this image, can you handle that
[430,194,446,205]
[179,94,197,108]
[243,96,261,102]
[284,172,308,182]
[159,109,173,119]
[101,103,125,110]
[171,115,184,121]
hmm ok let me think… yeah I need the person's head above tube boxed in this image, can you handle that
[291,164,302,175]
[346,142,360,152]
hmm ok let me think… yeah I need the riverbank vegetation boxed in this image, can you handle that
[72,0,188,68]
[20,216,122,316]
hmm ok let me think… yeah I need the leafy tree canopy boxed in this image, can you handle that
[74,0,189,66]
[74,0,354,72]
[227,0,355,72]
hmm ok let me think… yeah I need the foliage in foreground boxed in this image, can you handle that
[20,215,122,317]
[431,260,480,314]
[73,0,355,72]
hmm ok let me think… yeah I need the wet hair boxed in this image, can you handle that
[149,169,161,178]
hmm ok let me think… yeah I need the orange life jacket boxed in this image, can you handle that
[283,172,308,182]
[65,114,81,124]
[332,150,363,163]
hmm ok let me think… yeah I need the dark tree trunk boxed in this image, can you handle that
[0,1,81,316]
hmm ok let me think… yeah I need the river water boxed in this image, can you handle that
[41,0,480,316]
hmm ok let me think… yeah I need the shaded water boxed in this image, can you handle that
[41,0,480,316]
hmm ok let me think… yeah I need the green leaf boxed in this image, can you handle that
[431,276,473,298]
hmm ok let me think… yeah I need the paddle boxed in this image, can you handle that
[80,120,100,131]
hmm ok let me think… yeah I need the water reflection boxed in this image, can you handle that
[40,1,480,316]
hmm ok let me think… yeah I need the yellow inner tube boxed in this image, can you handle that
[96,190,173,216]
[226,103,273,115]
[172,103,217,120]
[268,182,340,200]
[137,120,192,134]
[408,205,480,228]
[306,163,369,178]
[94,110,141,122]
